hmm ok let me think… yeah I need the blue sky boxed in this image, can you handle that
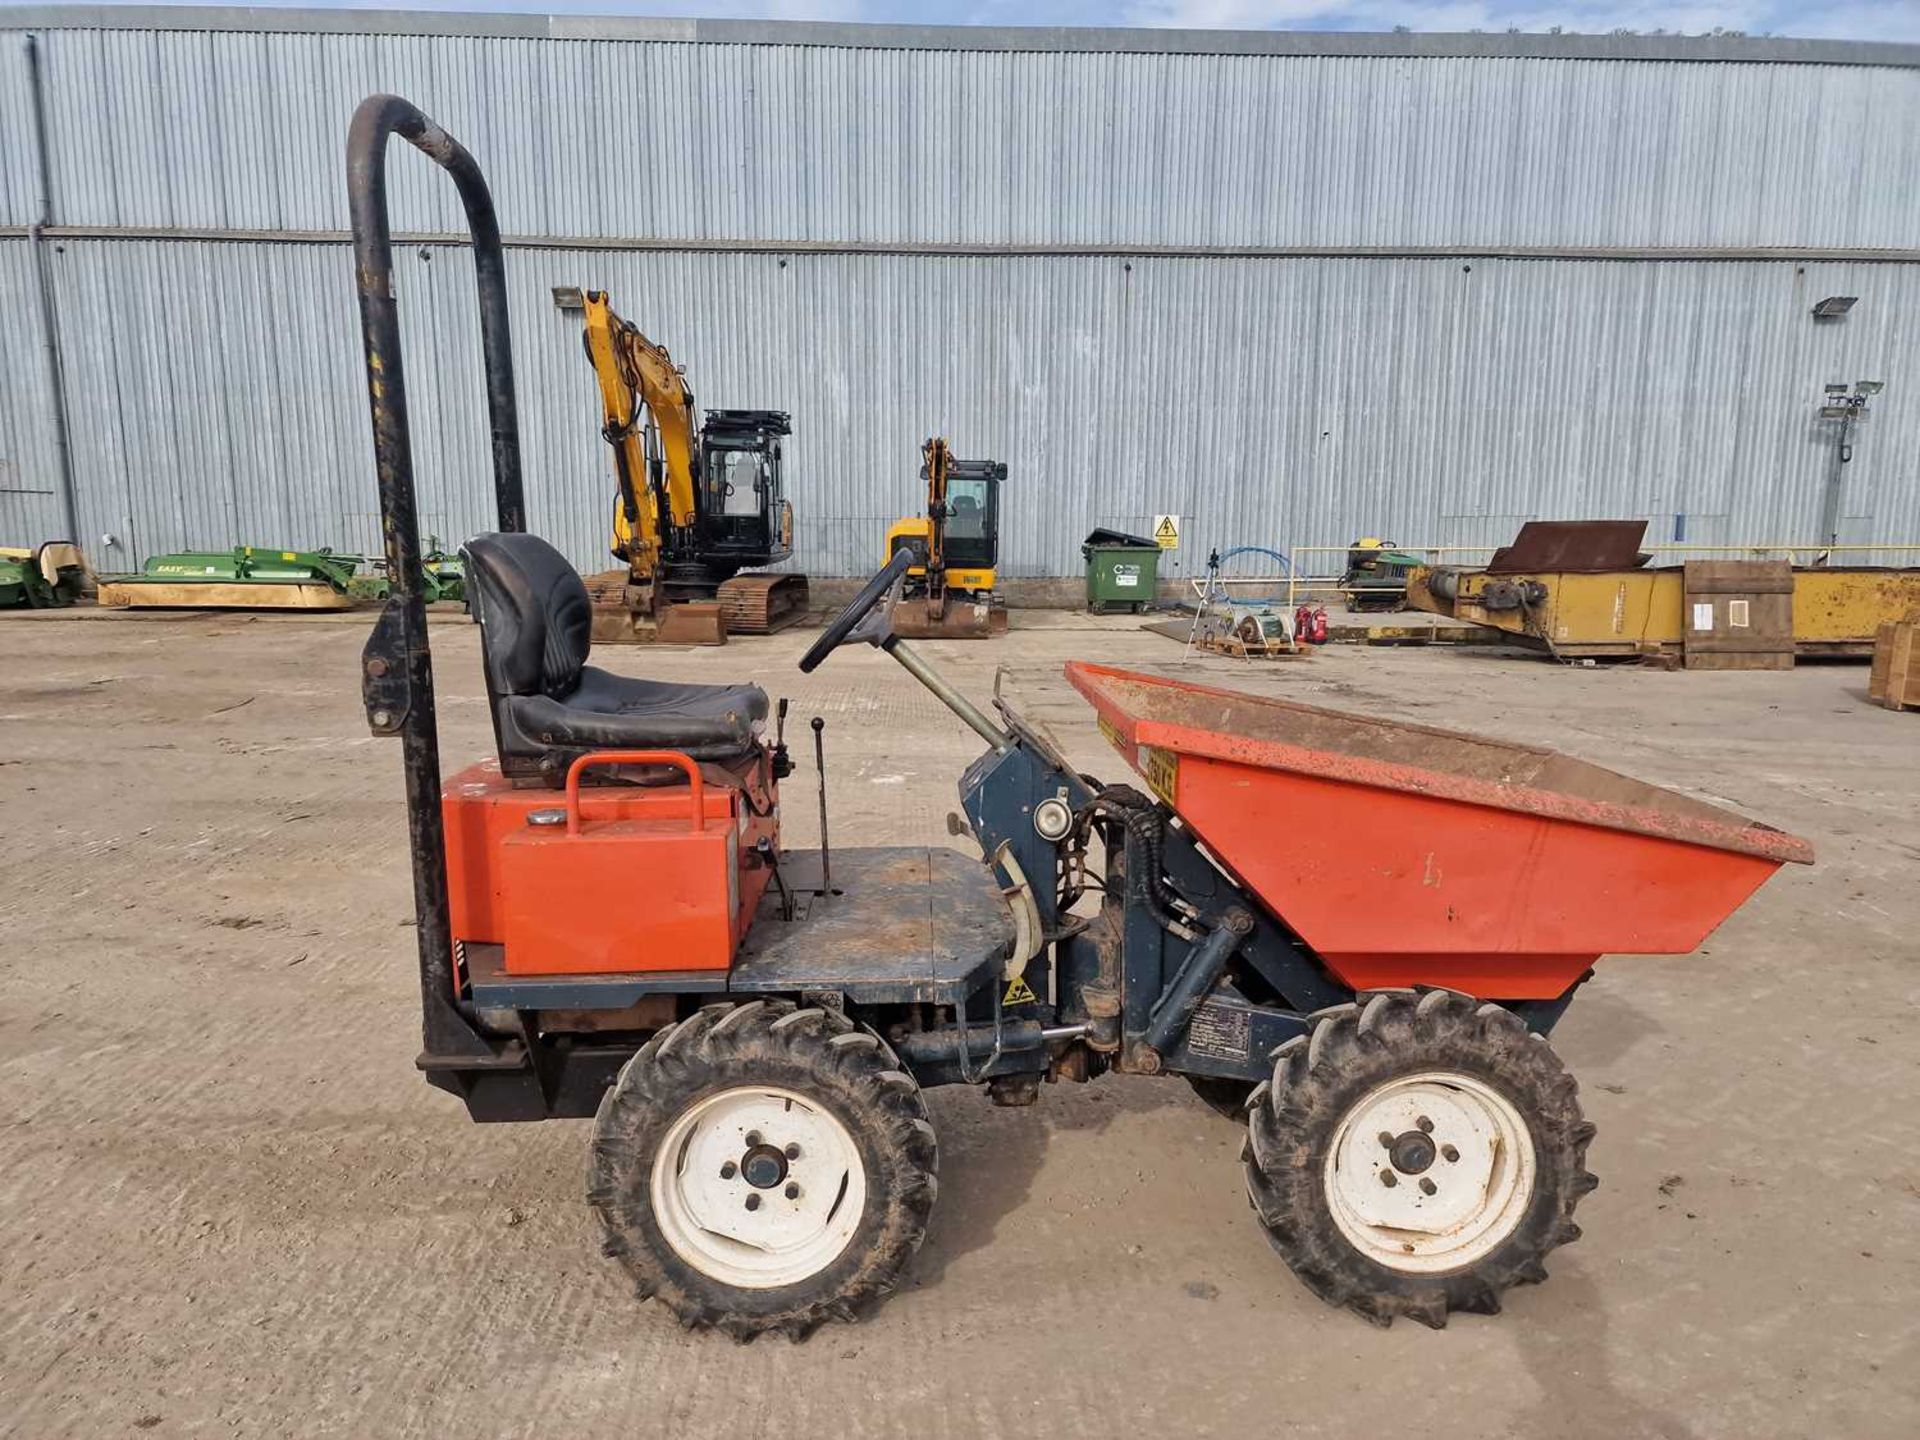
[11,0,1920,42]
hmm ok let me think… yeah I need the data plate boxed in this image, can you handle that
[1187,998,1251,1062]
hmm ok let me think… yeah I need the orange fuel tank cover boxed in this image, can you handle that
[498,814,737,974]
[481,750,742,976]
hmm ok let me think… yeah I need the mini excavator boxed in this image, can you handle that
[883,437,1007,638]
[580,291,808,642]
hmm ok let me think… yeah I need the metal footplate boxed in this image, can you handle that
[462,844,1013,1011]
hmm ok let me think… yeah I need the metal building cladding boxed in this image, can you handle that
[1,8,1917,581]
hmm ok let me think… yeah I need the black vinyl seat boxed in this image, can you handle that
[463,532,769,783]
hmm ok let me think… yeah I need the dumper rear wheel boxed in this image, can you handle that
[589,1000,939,1340]
[1243,988,1597,1328]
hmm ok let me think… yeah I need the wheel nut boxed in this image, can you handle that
[720,1162,737,1179]
[785,1143,801,1160]
[1379,1169,1398,1187]
[1442,1144,1459,1163]
[744,1194,761,1212]
[745,1131,763,1147]
[1377,1131,1395,1149]
[784,1182,800,1199]
[1419,1178,1437,1196]
[1416,1115,1434,1134]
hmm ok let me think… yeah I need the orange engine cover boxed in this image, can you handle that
[442,759,773,976]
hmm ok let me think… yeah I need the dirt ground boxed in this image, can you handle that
[1,605,1915,1439]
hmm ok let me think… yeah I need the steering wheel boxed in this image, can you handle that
[799,548,914,673]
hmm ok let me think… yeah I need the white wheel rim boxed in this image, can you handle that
[1323,1071,1535,1275]
[650,1085,867,1289]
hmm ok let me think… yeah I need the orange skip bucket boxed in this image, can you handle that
[1067,662,1813,1000]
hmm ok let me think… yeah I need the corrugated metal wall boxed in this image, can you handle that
[19,238,1915,577]
[0,240,65,546]
[1,20,1916,578]
[11,31,1920,247]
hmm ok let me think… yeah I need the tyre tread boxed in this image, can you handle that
[589,1002,937,1341]
[1243,989,1597,1330]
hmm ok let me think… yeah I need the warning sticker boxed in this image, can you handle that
[1152,514,1181,549]
[1140,745,1178,806]
[1187,1000,1251,1062]
[1098,714,1127,755]
[1002,975,1038,1005]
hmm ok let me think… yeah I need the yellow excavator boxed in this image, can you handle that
[581,290,808,642]
[883,437,1008,639]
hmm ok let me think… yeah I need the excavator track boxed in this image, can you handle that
[717,573,811,634]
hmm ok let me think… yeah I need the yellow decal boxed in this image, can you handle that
[1152,513,1181,549]
[1097,714,1126,754]
[1141,745,1178,805]
[1002,975,1038,1005]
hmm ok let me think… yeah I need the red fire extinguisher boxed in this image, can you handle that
[1294,605,1328,645]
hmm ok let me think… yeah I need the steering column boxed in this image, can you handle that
[800,549,1011,750]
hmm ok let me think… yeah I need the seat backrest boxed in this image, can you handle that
[463,532,591,699]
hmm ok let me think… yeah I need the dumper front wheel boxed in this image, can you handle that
[1244,988,1596,1328]
[589,1001,939,1340]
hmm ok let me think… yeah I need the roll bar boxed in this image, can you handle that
[347,94,524,1062]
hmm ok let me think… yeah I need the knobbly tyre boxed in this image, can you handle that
[348,94,1814,1340]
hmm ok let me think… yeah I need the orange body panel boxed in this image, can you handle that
[1173,756,1778,999]
[1066,662,1809,1001]
[442,759,773,975]
[500,817,736,973]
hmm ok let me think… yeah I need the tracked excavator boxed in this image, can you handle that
[581,290,809,642]
[883,437,1008,639]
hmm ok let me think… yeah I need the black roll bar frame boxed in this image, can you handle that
[346,93,525,1064]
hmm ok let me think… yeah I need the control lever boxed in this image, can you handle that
[756,836,793,921]
[812,716,832,895]
[771,697,793,779]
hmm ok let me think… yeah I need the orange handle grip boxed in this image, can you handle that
[563,750,705,835]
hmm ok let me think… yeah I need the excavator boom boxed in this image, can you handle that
[582,291,700,571]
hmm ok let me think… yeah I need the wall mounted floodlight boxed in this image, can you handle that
[551,285,585,311]
[1812,296,1858,319]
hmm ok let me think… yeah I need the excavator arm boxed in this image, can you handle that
[921,436,953,614]
[581,291,700,579]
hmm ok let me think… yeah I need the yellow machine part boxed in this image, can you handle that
[582,291,699,579]
[1407,565,1920,658]
[885,516,929,575]
[1792,570,1920,652]
[882,516,995,593]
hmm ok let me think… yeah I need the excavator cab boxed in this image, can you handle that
[932,460,1000,578]
[697,409,794,571]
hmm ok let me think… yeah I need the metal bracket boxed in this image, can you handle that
[989,839,1043,979]
[361,597,412,735]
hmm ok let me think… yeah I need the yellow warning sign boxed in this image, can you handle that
[1003,975,1038,1005]
[1152,514,1180,549]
